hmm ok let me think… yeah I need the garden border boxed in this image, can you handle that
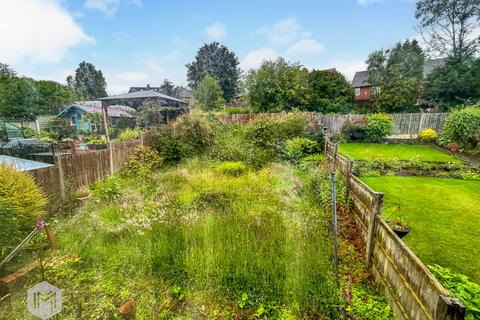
[326,141,465,320]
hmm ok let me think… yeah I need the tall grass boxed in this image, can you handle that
[3,161,340,319]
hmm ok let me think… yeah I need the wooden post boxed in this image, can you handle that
[140,133,144,147]
[365,192,383,266]
[44,224,56,251]
[101,103,110,143]
[109,143,114,175]
[56,156,66,199]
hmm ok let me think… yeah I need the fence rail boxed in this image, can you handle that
[326,141,465,320]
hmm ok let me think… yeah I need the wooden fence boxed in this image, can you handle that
[218,112,448,137]
[28,133,153,201]
[326,141,465,320]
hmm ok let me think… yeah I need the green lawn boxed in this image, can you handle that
[339,143,459,162]
[362,176,480,282]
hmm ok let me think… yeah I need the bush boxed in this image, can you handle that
[90,175,123,201]
[151,114,215,163]
[118,128,142,141]
[0,164,47,254]
[216,161,247,176]
[298,154,325,171]
[419,128,438,142]
[123,146,164,177]
[439,106,480,150]
[429,265,480,320]
[285,137,319,161]
[341,119,368,141]
[365,114,394,142]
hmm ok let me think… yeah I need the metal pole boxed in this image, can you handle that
[331,172,339,281]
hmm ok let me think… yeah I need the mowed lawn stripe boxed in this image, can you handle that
[362,176,480,282]
[339,143,459,163]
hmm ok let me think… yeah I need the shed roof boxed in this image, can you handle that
[57,104,134,118]
[352,71,370,88]
[99,89,185,103]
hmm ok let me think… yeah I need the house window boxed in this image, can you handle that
[355,88,360,96]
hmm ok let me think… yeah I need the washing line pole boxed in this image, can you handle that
[331,172,339,282]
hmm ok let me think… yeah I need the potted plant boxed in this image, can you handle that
[387,219,411,238]
[384,203,411,239]
[76,188,91,201]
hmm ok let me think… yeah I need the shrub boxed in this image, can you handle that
[418,128,438,142]
[0,164,47,254]
[90,175,123,201]
[365,114,394,142]
[298,154,325,171]
[0,164,47,229]
[123,146,164,177]
[429,265,480,320]
[285,137,319,161]
[118,128,142,141]
[341,118,368,141]
[217,161,247,176]
[439,106,480,150]
[151,114,215,163]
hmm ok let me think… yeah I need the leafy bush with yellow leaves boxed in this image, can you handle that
[216,161,247,176]
[123,146,164,177]
[419,128,438,142]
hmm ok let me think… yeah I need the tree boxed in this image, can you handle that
[193,75,225,111]
[137,100,164,127]
[423,57,480,109]
[305,69,355,113]
[416,0,480,60]
[366,40,425,112]
[160,79,176,97]
[35,80,78,115]
[244,58,309,112]
[186,42,240,102]
[0,74,38,119]
[67,61,107,100]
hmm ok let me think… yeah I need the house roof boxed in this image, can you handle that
[99,89,185,103]
[57,104,134,118]
[352,71,370,88]
[177,88,193,99]
[424,58,446,77]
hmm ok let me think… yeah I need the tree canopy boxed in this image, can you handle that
[193,75,225,111]
[366,40,425,112]
[67,61,107,100]
[186,42,240,102]
[416,0,480,60]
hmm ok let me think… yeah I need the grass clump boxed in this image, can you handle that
[216,161,247,176]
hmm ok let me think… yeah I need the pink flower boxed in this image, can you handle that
[36,217,45,230]
[347,286,352,303]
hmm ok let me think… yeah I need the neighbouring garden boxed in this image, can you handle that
[336,110,480,319]
[0,113,394,319]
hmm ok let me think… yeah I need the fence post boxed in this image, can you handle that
[109,143,114,175]
[140,133,144,147]
[56,156,66,200]
[44,224,56,251]
[365,192,383,266]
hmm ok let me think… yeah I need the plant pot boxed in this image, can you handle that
[76,194,91,201]
[79,143,88,151]
[392,226,411,239]
[87,144,94,150]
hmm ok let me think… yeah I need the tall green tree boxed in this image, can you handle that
[424,57,480,108]
[35,80,78,115]
[193,75,225,112]
[0,64,38,119]
[186,42,240,102]
[244,58,309,112]
[367,40,425,112]
[305,69,355,113]
[67,61,107,100]
[416,0,480,60]
[160,79,176,97]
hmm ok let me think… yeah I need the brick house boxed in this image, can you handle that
[352,71,373,102]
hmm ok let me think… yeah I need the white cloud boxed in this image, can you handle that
[128,0,143,7]
[329,59,367,80]
[116,71,150,82]
[286,39,325,56]
[240,48,278,71]
[0,0,93,65]
[358,0,383,5]
[259,17,311,45]
[84,0,120,17]
[205,22,227,40]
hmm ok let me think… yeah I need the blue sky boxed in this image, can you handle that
[0,0,417,94]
